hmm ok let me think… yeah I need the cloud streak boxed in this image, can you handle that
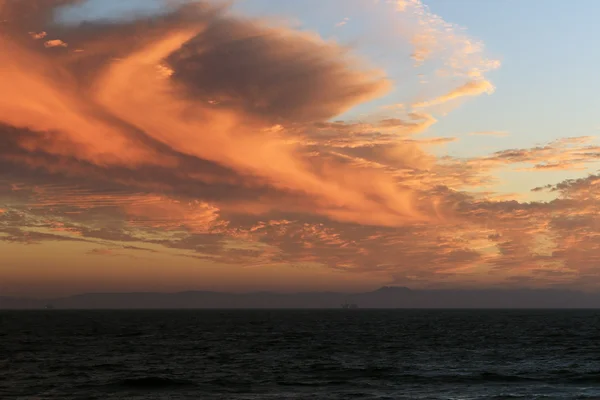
[413,80,495,108]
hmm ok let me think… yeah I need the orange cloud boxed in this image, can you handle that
[472,137,600,172]
[413,80,495,108]
[87,248,116,256]
[0,40,172,168]
[125,198,225,233]
[29,31,47,39]
[44,39,68,48]
[4,0,600,292]
[0,1,446,228]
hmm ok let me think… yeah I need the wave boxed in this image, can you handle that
[118,377,195,389]
[116,331,145,338]
[570,374,600,384]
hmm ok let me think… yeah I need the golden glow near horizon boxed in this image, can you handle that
[1,0,600,296]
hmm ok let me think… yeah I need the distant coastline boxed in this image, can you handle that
[3,287,600,309]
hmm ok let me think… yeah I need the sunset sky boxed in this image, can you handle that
[1,0,600,297]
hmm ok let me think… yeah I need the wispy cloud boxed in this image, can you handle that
[392,0,500,77]
[413,80,495,108]
[390,0,500,111]
[335,17,349,28]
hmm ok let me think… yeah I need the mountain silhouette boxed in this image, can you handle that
[2,287,600,309]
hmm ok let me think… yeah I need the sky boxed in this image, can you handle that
[1,0,599,297]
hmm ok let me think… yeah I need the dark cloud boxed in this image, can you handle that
[168,16,389,123]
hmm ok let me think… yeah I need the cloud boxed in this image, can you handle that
[393,0,500,78]
[535,174,600,200]
[166,16,390,123]
[44,39,68,48]
[335,17,349,28]
[0,1,443,228]
[87,248,116,256]
[29,31,47,39]
[125,197,226,233]
[405,137,458,145]
[388,0,500,111]
[4,0,600,292]
[472,136,600,172]
[413,80,495,108]
[299,114,438,157]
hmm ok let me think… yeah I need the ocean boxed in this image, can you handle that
[2,309,600,399]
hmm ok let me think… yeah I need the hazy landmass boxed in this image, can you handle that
[3,287,600,309]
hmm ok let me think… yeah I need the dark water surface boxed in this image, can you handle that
[2,310,600,399]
